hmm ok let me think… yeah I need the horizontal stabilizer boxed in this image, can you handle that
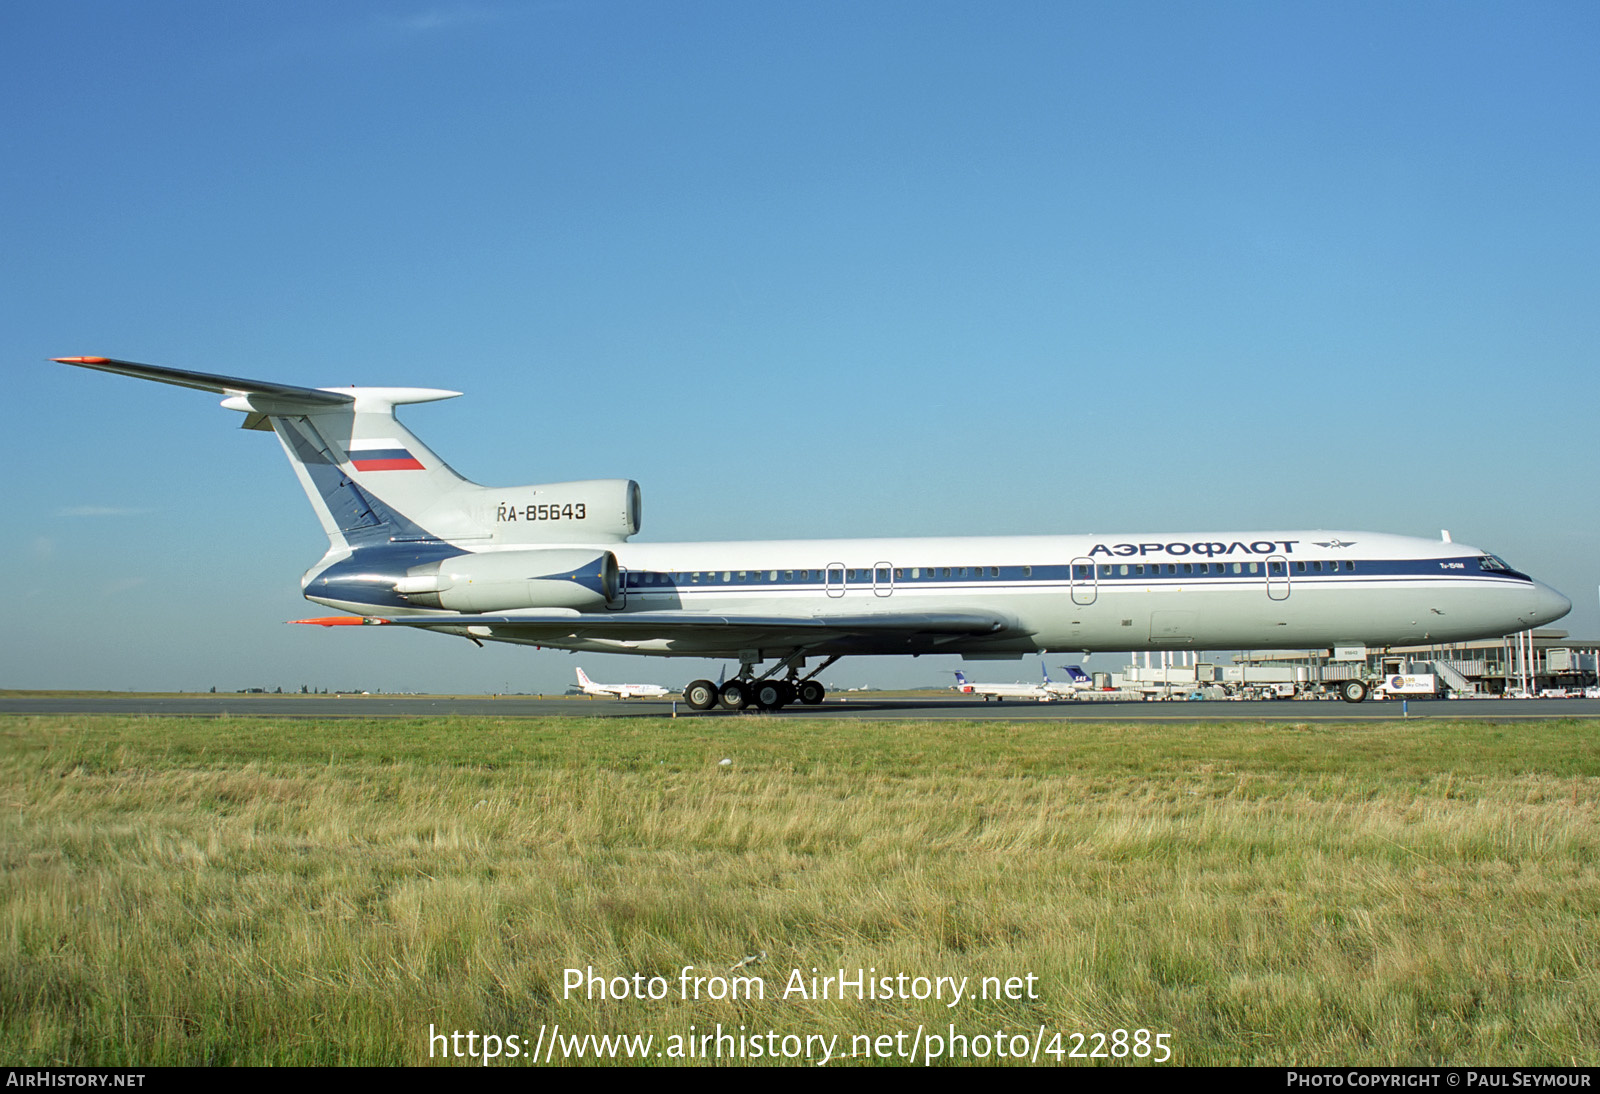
[54,356,355,406]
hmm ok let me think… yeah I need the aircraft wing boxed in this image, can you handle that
[297,608,1021,655]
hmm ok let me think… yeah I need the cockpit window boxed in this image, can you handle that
[1477,554,1513,572]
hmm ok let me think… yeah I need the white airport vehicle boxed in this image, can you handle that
[1376,673,1438,696]
[952,670,1054,702]
[574,667,672,699]
[52,356,1572,711]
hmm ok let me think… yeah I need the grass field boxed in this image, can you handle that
[2,713,1597,1066]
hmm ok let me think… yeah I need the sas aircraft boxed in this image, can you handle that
[951,670,1054,702]
[575,668,672,700]
[51,356,1572,711]
[952,661,1093,702]
[1043,664,1096,698]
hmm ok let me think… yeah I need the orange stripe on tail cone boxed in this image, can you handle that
[291,616,388,627]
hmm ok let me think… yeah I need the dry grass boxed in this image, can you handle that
[2,714,1597,1065]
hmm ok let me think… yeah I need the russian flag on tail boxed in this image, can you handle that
[346,439,425,471]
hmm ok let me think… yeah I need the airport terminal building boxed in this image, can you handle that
[1231,630,1598,698]
[1106,630,1598,700]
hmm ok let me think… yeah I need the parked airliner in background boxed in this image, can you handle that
[1044,664,1095,698]
[51,356,1572,710]
[952,670,1053,702]
[575,667,672,700]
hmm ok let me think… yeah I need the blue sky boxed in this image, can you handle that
[4,1,1597,693]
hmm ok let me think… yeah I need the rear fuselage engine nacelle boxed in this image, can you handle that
[396,548,620,612]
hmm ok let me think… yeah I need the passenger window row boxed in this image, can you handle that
[619,560,1356,586]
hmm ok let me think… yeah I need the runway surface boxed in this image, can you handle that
[5,691,1599,721]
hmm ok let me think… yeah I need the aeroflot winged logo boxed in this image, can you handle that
[345,439,425,472]
[1314,538,1356,549]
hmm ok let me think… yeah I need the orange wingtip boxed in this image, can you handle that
[53,356,111,364]
[291,616,388,627]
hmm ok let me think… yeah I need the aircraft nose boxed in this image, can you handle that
[1528,582,1572,627]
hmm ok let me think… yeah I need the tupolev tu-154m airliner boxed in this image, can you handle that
[52,356,1572,710]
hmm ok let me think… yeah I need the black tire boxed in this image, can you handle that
[797,680,826,705]
[753,681,789,710]
[1340,679,1368,704]
[719,680,750,710]
[684,679,718,710]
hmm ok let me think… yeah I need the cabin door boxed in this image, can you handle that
[1266,555,1291,601]
[873,562,895,597]
[826,564,846,598]
[1070,557,1097,606]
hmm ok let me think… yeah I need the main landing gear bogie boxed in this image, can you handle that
[682,669,833,712]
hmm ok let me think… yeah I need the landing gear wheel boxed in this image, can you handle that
[797,680,826,705]
[719,680,750,710]
[684,679,718,710]
[753,680,790,710]
[1340,680,1369,704]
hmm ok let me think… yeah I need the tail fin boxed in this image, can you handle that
[953,671,968,683]
[576,668,591,686]
[265,387,469,550]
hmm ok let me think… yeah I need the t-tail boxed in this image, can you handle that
[52,356,643,611]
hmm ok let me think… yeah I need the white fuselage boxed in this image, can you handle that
[579,677,671,698]
[955,674,1054,701]
[314,528,1571,658]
